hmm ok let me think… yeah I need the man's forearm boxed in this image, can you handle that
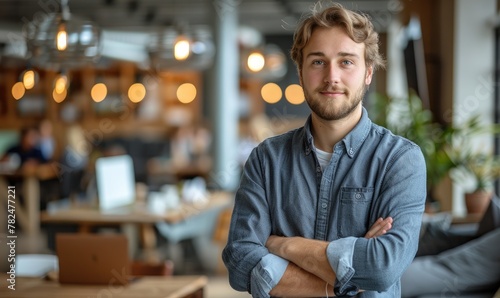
[269,261,334,297]
[266,217,393,286]
[267,236,336,284]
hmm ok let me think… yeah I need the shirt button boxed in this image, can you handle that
[349,148,354,155]
[355,193,362,199]
[322,203,327,209]
[316,167,321,173]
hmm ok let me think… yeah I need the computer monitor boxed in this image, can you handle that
[95,154,136,210]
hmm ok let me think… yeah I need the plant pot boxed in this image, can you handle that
[465,190,492,215]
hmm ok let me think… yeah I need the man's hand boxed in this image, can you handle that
[265,217,393,296]
[365,217,393,239]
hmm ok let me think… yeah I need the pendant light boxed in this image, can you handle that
[26,0,101,69]
[148,25,215,71]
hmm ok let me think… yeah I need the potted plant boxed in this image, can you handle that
[370,92,500,214]
[449,150,500,214]
[370,92,457,206]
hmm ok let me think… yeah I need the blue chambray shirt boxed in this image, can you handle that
[222,107,427,297]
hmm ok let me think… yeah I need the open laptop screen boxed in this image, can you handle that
[95,154,136,210]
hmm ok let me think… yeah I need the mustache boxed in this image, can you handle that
[318,84,347,93]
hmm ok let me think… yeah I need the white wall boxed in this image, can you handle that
[452,0,496,215]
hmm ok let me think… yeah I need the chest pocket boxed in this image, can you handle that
[338,187,374,237]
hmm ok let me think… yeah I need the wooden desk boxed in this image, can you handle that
[0,275,207,298]
[41,191,231,227]
[41,191,233,260]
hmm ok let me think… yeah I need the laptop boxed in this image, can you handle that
[95,154,136,211]
[56,233,130,285]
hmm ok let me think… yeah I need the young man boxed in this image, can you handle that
[223,3,427,297]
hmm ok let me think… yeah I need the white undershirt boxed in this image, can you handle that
[315,147,333,172]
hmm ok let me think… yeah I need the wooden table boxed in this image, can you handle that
[0,275,207,298]
[0,163,58,235]
[41,191,233,260]
[41,191,231,227]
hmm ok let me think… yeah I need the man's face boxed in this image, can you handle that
[300,26,373,121]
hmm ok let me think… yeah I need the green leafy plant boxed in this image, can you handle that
[370,92,454,191]
[369,92,500,196]
[449,150,500,193]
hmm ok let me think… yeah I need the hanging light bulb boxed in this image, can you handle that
[53,71,69,103]
[148,26,215,71]
[128,83,146,103]
[22,69,38,90]
[12,82,26,100]
[176,83,197,104]
[261,82,282,104]
[54,74,69,94]
[53,88,67,103]
[247,51,265,72]
[26,0,101,69]
[91,82,107,102]
[56,22,68,51]
[285,84,305,105]
[241,44,287,80]
[174,35,190,61]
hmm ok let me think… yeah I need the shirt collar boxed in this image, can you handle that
[303,107,372,158]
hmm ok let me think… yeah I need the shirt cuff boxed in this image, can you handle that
[250,254,289,297]
[326,237,359,296]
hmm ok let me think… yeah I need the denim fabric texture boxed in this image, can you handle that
[222,108,427,297]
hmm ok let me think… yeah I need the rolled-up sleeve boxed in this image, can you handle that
[250,254,289,297]
[222,146,276,294]
[327,237,359,296]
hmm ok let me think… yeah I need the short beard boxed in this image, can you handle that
[306,84,368,121]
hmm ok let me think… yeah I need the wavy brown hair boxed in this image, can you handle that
[290,2,385,72]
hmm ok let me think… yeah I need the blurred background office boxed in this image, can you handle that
[1,0,500,297]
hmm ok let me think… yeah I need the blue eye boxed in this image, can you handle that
[342,60,353,65]
[312,60,325,65]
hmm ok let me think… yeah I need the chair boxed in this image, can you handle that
[155,203,227,273]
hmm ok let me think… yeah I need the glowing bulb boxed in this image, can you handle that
[285,84,305,105]
[22,70,36,90]
[56,23,68,51]
[261,83,282,104]
[12,82,25,100]
[53,88,67,103]
[128,83,146,103]
[247,52,265,72]
[54,74,68,94]
[176,83,197,104]
[91,83,107,102]
[174,36,190,61]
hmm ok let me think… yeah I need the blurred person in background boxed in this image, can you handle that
[59,125,89,199]
[38,119,56,161]
[1,126,47,173]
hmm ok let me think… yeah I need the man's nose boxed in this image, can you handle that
[324,64,341,84]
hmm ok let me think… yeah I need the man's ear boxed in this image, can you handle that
[365,66,373,85]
